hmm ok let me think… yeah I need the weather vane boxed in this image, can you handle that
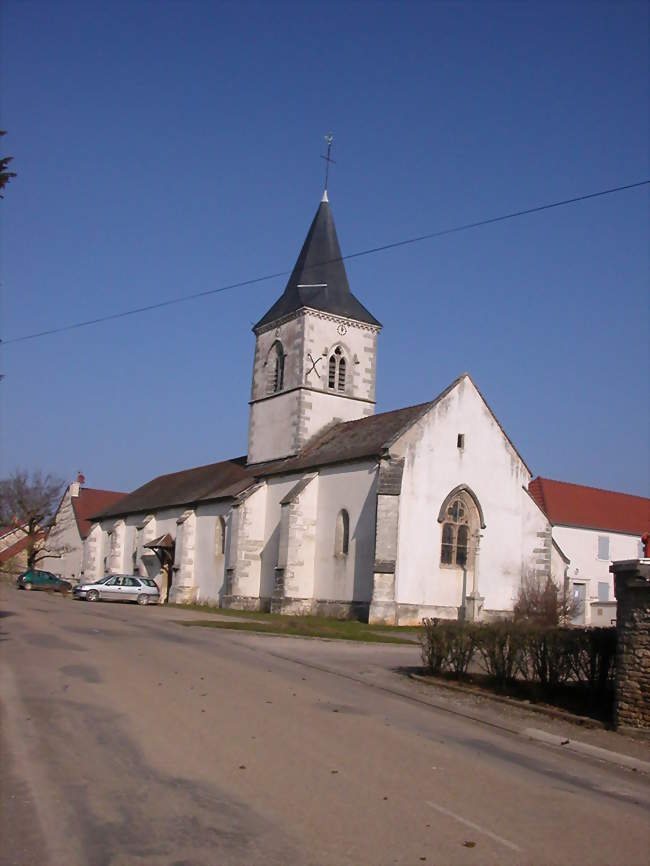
[321,133,335,193]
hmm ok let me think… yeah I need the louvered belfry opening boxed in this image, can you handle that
[328,346,346,392]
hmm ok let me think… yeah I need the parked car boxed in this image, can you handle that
[74,574,160,605]
[17,569,72,594]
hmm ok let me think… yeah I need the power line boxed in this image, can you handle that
[2,178,648,346]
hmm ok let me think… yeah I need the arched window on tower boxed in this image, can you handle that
[328,346,346,392]
[335,509,350,556]
[268,341,284,393]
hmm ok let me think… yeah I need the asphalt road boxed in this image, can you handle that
[1,587,649,866]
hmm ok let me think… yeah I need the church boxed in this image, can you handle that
[82,190,640,624]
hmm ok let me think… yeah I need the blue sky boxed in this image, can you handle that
[1,0,648,497]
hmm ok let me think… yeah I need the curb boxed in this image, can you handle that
[410,673,650,774]
[522,728,650,775]
[409,672,605,728]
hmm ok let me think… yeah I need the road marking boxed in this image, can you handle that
[425,800,522,852]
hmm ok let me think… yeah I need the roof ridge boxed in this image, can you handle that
[140,455,248,486]
[534,475,650,501]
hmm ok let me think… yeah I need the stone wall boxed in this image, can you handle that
[611,559,650,734]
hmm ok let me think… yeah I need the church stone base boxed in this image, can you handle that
[389,603,511,625]
[481,608,512,623]
[168,586,195,605]
[313,599,369,621]
[270,596,370,621]
[221,595,272,613]
[368,600,397,625]
[270,596,314,616]
[393,604,460,625]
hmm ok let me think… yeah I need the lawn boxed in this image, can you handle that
[172,603,421,644]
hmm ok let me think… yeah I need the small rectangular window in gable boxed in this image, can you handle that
[457,434,465,450]
[598,582,609,602]
[597,536,610,560]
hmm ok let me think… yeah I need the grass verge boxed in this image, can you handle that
[172,605,420,644]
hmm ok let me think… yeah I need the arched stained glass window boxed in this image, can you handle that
[441,523,454,564]
[456,524,469,567]
[440,496,476,567]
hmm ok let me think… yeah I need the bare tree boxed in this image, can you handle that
[0,470,65,569]
[514,571,581,627]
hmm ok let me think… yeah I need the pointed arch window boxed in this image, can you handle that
[335,509,350,556]
[268,341,285,393]
[132,526,142,572]
[440,496,476,567]
[328,346,346,392]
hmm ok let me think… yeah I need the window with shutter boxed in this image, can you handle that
[597,536,610,560]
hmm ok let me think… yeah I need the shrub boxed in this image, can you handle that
[420,618,617,719]
[520,626,573,688]
[514,573,581,627]
[474,622,526,687]
[565,627,616,694]
[420,619,476,677]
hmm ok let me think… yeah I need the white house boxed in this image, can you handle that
[84,192,648,623]
[39,476,126,583]
[528,477,648,626]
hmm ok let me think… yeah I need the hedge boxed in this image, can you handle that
[420,618,616,701]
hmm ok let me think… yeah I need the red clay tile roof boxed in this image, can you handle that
[529,477,650,536]
[73,488,127,537]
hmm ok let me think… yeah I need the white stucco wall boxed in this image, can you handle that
[82,523,103,581]
[192,502,231,603]
[553,525,642,622]
[39,487,84,581]
[392,377,549,618]
[258,476,307,597]
[83,504,234,604]
[230,484,268,599]
[312,461,378,603]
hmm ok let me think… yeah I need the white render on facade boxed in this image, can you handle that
[380,378,565,624]
[248,309,378,464]
[38,483,84,580]
[552,525,642,625]
[82,193,646,623]
[84,373,564,621]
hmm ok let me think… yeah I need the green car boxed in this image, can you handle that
[17,569,72,594]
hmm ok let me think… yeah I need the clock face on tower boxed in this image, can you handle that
[336,323,348,336]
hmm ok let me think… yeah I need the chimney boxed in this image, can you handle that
[70,472,84,498]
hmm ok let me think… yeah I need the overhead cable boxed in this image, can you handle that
[2,178,648,346]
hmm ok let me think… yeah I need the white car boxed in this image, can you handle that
[74,574,160,605]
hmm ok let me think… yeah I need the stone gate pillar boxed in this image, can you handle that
[611,559,650,735]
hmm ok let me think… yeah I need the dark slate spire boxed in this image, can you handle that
[254,194,381,330]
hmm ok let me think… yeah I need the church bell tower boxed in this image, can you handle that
[247,191,382,465]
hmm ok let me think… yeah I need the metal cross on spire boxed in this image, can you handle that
[321,134,335,195]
